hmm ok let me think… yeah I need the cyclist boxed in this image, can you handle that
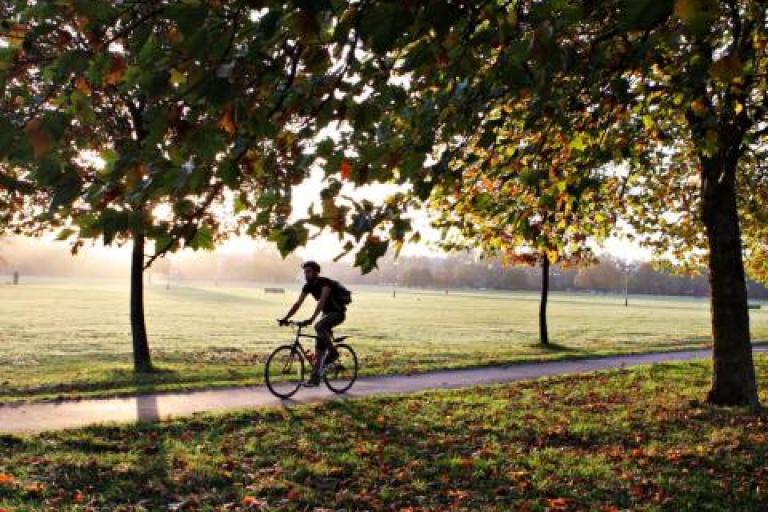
[278,261,348,386]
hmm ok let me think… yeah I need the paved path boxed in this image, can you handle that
[2,348,766,434]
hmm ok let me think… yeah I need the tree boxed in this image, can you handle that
[0,0,368,372]
[314,0,766,406]
[431,123,608,344]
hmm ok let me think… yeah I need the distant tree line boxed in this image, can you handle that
[4,237,767,300]
[321,255,768,300]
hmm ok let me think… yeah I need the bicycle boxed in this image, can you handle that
[265,320,359,399]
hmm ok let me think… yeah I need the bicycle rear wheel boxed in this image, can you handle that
[324,343,358,394]
[265,345,305,399]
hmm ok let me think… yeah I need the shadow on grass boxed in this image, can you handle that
[528,342,579,353]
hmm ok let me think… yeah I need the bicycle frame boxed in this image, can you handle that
[284,323,343,369]
[289,325,320,361]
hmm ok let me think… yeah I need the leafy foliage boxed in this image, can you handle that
[0,0,381,267]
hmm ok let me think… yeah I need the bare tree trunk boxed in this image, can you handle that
[624,273,629,307]
[131,231,152,373]
[701,159,758,407]
[540,257,550,346]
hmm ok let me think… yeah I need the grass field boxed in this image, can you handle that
[1,278,766,403]
[1,356,767,511]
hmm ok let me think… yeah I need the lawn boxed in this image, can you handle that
[1,356,767,511]
[1,278,766,403]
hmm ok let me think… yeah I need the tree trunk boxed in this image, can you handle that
[624,273,629,307]
[701,159,758,407]
[540,257,550,346]
[131,231,152,373]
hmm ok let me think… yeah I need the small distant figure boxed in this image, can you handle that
[12,271,19,285]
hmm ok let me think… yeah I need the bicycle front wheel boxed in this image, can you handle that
[324,343,358,394]
[265,345,305,399]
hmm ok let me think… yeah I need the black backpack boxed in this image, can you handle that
[331,280,352,306]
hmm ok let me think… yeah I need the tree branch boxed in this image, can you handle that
[0,170,36,194]
[267,42,304,119]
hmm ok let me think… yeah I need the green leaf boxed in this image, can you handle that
[56,228,77,240]
[190,225,215,250]
[619,0,673,31]
[359,3,411,54]
[569,134,587,152]
[354,236,389,274]
[270,224,309,257]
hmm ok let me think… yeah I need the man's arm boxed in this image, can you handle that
[280,292,308,323]
[306,286,332,324]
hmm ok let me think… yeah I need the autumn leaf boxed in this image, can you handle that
[674,0,719,35]
[5,23,28,48]
[75,76,92,96]
[104,54,128,86]
[218,106,237,136]
[545,497,573,510]
[24,482,45,493]
[170,68,187,86]
[709,55,744,83]
[241,496,268,509]
[23,119,52,158]
[340,159,353,180]
[285,488,303,500]
[690,99,708,116]
[0,473,16,486]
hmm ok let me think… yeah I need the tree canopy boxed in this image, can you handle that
[313,0,767,405]
[1,0,766,402]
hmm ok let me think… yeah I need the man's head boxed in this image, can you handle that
[302,261,321,282]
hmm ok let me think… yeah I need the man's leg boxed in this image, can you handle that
[314,312,345,372]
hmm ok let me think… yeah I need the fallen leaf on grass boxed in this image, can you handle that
[241,496,267,509]
[24,482,45,493]
[0,473,16,486]
[545,497,573,510]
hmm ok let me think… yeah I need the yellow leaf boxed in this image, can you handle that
[24,482,45,493]
[5,23,28,48]
[735,102,744,114]
[169,68,187,87]
[547,249,559,264]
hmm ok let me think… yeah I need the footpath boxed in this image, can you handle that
[3,347,766,434]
